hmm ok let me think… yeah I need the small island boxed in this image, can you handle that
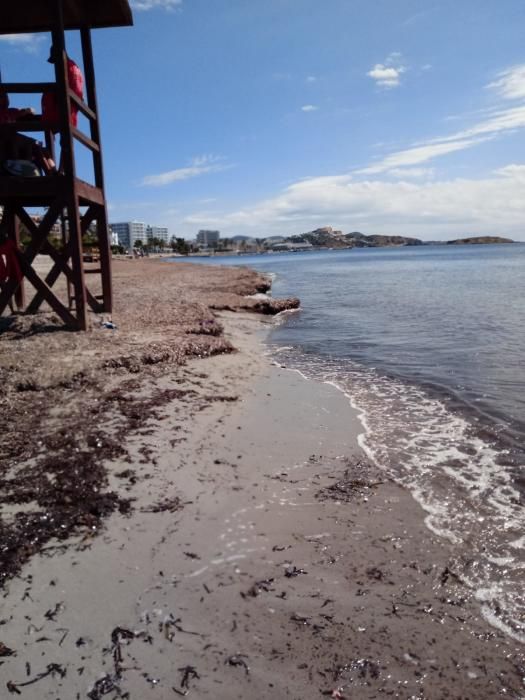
[446,236,514,245]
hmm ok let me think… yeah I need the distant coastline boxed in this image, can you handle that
[183,228,517,257]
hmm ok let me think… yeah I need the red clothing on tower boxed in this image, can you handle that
[42,58,84,130]
[0,240,22,285]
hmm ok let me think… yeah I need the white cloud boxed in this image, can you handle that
[182,165,525,240]
[488,64,525,100]
[141,155,230,186]
[386,167,435,179]
[131,0,182,10]
[306,75,317,83]
[495,164,525,180]
[301,104,318,112]
[0,34,45,53]
[358,137,492,174]
[367,52,406,88]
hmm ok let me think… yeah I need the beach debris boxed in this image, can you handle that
[44,601,64,620]
[110,626,136,676]
[225,654,250,675]
[316,461,383,503]
[143,673,160,687]
[321,688,347,699]
[184,551,200,559]
[172,665,200,695]
[0,642,15,657]
[285,565,307,578]
[241,577,275,598]
[101,321,117,330]
[141,496,183,514]
[439,566,462,586]
[160,614,201,641]
[115,469,137,483]
[291,613,311,625]
[6,663,66,694]
[87,626,145,698]
[366,567,384,581]
[87,674,128,699]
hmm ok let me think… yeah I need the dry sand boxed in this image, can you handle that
[0,260,524,699]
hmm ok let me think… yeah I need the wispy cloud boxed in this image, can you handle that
[401,9,435,27]
[367,52,406,89]
[0,33,45,54]
[131,0,182,11]
[358,99,525,175]
[140,155,230,187]
[306,75,317,83]
[358,137,492,174]
[301,104,318,112]
[487,64,525,101]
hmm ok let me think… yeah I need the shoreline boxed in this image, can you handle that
[0,261,524,697]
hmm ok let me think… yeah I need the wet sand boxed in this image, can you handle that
[0,262,524,698]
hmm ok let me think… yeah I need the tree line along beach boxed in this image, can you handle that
[0,256,524,699]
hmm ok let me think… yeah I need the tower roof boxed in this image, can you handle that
[0,0,133,35]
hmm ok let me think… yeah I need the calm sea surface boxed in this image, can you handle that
[169,244,525,641]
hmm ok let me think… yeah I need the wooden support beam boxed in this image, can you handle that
[52,2,88,331]
[81,27,113,315]
[0,200,63,316]
[17,254,78,327]
[71,126,100,153]
[24,205,96,314]
[68,89,97,121]
[0,82,55,94]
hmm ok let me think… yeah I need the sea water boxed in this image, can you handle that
[170,244,525,641]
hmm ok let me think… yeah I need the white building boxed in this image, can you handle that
[147,226,169,245]
[109,221,169,250]
[109,229,119,247]
[196,229,220,247]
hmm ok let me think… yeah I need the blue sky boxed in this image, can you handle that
[2,0,525,240]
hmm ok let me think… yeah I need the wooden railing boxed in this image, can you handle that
[1,81,99,156]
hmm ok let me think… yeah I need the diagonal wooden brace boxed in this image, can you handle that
[24,206,100,314]
[0,200,63,317]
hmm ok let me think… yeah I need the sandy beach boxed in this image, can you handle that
[0,259,524,699]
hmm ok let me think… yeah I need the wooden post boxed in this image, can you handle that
[81,27,112,314]
[52,0,87,330]
[10,209,24,310]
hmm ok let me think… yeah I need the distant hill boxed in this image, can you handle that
[350,234,423,247]
[290,227,349,248]
[446,236,514,245]
[282,227,423,248]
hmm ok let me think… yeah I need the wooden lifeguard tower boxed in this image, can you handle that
[0,0,133,330]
